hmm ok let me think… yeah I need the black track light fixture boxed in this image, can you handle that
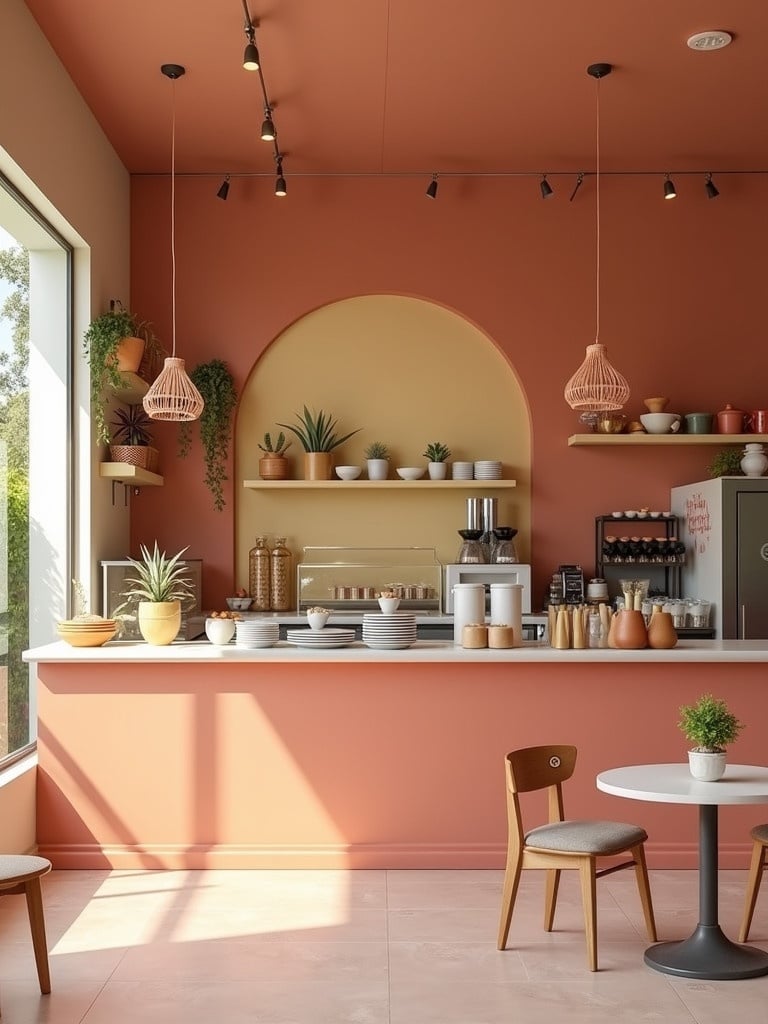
[242,0,259,69]
[540,174,554,199]
[569,172,585,203]
[261,108,276,142]
[426,174,438,199]
[216,176,230,201]
[705,172,720,199]
[663,174,677,199]
[274,157,287,197]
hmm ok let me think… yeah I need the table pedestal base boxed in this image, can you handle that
[645,925,768,980]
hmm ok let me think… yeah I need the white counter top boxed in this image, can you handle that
[23,639,768,664]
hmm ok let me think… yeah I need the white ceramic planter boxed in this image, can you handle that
[427,462,448,480]
[688,749,727,782]
[367,458,389,481]
[205,616,236,645]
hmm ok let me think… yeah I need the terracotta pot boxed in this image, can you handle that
[259,454,290,480]
[611,609,648,649]
[716,403,746,434]
[138,600,181,645]
[111,336,145,373]
[304,452,333,480]
[647,610,678,649]
[643,397,669,413]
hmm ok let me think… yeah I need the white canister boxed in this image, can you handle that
[489,583,523,648]
[452,583,486,645]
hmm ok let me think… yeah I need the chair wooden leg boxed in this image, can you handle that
[497,853,523,950]
[739,841,766,943]
[631,844,657,942]
[578,857,598,972]
[24,879,51,994]
[544,869,561,932]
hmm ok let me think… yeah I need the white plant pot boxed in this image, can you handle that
[688,749,727,782]
[367,459,389,481]
[427,462,448,480]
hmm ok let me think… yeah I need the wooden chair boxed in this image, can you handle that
[739,824,768,942]
[497,744,657,971]
[0,855,52,1004]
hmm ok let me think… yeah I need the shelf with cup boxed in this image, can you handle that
[568,433,768,446]
[243,479,516,490]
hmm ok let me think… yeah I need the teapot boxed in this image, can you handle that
[716,403,746,434]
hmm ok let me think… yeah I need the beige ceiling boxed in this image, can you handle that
[23,1,767,186]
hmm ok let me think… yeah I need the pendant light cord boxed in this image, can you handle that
[595,75,601,345]
[170,79,177,359]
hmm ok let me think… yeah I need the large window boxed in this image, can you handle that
[0,175,71,765]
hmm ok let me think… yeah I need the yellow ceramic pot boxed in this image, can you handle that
[304,452,333,480]
[138,600,181,645]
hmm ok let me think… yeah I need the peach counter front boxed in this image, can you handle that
[23,640,768,871]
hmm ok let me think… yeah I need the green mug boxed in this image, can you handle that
[685,413,713,434]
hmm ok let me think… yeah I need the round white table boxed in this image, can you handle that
[597,763,768,980]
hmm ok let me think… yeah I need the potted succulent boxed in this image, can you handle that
[364,440,390,481]
[178,359,237,511]
[278,407,360,480]
[423,441,452,480]
[83,304,159,446]
[109,404,159,472]
[708,448,744,478]
[678,693,744,781]
[258,431,292,481]
[116,542,194,646]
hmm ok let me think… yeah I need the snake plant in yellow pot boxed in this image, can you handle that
[117,543,194,645]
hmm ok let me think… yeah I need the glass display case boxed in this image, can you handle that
[297,547,442,611]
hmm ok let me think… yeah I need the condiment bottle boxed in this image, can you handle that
[249,536,271,611]
[270,537,292,611]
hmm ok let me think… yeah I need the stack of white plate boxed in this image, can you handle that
[235,620,280,649]
[285,627,356,649]
[473,460,502,479]
[451,461,474,479]
[362,612,418,650]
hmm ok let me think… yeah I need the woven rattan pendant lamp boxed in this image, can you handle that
[143,64,204,423]
[564,64,630,416]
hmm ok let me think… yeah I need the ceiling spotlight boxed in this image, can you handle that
[243,38,260,70]
[216,176,230,201]
[663,174,677,199]
[261,108,276,141]
[540,174,554,199]
[705,172,720,199]
[686,30,732,51]
[274,157,287,197]
[426,174,438,199]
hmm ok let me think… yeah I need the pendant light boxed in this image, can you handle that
[564,63,630,416]
[144,65,204,423]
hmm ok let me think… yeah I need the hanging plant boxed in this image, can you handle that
[178,360,237,511]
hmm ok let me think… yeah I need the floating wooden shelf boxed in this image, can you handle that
[568,433,768,447]
[243,479,516,490]
[109,371,149,405]
[100,463,163,487]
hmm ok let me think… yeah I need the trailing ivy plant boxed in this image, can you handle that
[178,359,237,511]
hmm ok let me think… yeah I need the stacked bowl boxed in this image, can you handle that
[234,619,279,649]
[57,618,117,647]
[473,460,502,480]
[362,612,417,650]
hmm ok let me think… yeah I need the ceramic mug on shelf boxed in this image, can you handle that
[747,409,768,434]
[684,412,713,434]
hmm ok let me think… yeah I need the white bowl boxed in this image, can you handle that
[205,617,236,645]
[378,597,401,614]
[307,611,331,630]
[639,412,681,434]
[335,465,362,480]
[396,467,425,480]
[226,596,252,611]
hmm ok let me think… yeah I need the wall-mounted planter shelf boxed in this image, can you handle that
[243,479,516,490]
[109,371,149,405]
[568,433,768,447]
[100,463,163,487]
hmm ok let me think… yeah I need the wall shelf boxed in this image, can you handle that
[243,479,516,490]
[100,463,163,487]
[568,433,768,447]
[109,371,149,405]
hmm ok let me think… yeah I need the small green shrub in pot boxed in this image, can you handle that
[679,693,744,781]
[364,440,390,480]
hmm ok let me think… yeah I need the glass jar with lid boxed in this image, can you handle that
[249,536,271,611]
[270,537,292,611]
[457,529,485,564]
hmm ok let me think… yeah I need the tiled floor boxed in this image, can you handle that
[0,868,767,1022]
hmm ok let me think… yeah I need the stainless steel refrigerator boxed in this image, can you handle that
[671,477,768,639]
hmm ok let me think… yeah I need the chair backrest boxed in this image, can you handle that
[504,745,578,836]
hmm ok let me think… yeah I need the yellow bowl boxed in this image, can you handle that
[57,626,116,646]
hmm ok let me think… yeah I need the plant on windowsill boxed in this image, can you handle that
[258,431,292,480]
[116,542,194,646]
[278,407,361,480]
[178,360,238,511]
[678,693,744,781]
[109,404,159,473]
[83,303,161,446]
[364,440,390,481]
[422,440,452,480]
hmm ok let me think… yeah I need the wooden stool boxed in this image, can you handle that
[0,855,52,1001]
[739,824,768,942]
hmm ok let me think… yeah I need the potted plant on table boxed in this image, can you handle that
[258,431,292,480]
[423,441,451,480]
[109,404,159,472]
[116,542,194,646]
[678,693,744,781]
[178,359,237,511]
[364,440,390,481]
[278,407,360,480]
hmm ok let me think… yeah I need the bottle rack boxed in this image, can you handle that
[595,514,683,599]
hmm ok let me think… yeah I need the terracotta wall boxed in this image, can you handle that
[130,174,768,606]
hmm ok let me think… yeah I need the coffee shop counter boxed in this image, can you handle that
[24,640,768,872]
